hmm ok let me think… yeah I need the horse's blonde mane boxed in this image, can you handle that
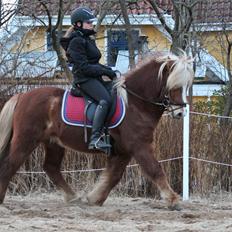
[114,51,194,105]
[114,76,128,105]
[156,51,194,90]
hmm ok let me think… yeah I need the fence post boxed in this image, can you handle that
[183,104,190,200]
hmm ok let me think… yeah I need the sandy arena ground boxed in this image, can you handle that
[0,192,231,232]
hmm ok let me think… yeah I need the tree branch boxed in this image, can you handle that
[38,0,52,32]
[119,0,135,68]
[95,0,112,33]
[146,0,173,36]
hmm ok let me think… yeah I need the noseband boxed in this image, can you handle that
[122,86,187,113]
[162,95,187,113]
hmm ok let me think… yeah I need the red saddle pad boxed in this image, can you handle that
[61,90,126,128]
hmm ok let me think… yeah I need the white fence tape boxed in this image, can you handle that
[190,157,232,167]
[16,156,231,175]
[16,157,183,175]
[191,111,232,119]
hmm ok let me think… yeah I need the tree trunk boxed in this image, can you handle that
[0,0,2,27]
[223,92,232,116]
[222,43,232,117]
[51,29,73,81]
[170,33,188,54]
[119,0,135,69]
[147,0,194,54]
[94,0,112,33]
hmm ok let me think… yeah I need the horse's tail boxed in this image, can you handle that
[0,94,20,161]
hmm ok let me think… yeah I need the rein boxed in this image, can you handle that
[122,85,186,112]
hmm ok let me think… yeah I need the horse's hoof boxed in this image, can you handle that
[168,204,182,211]
[67,197,82,204]
[64,195,88,209]
[64,194,78,203]
[86,195,104,206]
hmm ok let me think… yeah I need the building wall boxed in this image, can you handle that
[12,27,46,53]
[16,25,231,70]
[199,30,232,67]
[141,25,170,51]
[95,25,170,63]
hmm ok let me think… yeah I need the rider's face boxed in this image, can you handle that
[82,21,94,30]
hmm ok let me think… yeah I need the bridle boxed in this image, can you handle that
[115,70,187,113]
[122,85,187,113]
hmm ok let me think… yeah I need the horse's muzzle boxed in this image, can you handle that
[169,106,187,119]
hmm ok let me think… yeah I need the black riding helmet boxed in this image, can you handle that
[71,7,96,25]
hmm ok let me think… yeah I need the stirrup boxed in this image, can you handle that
[88,136,111,150]
[88,138,111,150]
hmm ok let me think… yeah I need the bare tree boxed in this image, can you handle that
[119,0,135,68]
[0,0,17,27]
[217,23,232,118]
[147,0,199,54]
[221,25,232,117]
[192,1,232,118]
[37,0,74,81]
[94,0,113,33]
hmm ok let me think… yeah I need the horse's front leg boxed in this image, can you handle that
[87,151,131,206]
[133,144,180,210]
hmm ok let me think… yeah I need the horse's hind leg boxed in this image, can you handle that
[133,144,180,210]
[0,136,39,203]
[87,152,131,206]
[43,142,76,203]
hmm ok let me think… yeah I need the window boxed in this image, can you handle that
[46,32,53,51]
[107,30,139,67]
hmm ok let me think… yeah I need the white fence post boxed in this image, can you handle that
[183,104,190,201]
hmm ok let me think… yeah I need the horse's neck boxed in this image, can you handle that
[125,67,164,101]
[121,64,165,141]
[125,76,164,131]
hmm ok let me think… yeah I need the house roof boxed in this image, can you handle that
[17,0,168,17]
[195,49,229,82]
[194,0,232,24]
[17,0,232,24]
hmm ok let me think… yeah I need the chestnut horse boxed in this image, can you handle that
[0,52,194,209]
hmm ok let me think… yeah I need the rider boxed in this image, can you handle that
[61,7,116,151]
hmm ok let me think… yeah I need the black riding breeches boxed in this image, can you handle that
[79,79,112,106]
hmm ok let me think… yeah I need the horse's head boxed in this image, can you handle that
[156,52,194,119]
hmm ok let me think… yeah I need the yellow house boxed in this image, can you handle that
[10,16,172,65]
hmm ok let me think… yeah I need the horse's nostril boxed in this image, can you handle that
[175,112,183,118]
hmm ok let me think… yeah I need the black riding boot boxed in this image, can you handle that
[88,100,111,151]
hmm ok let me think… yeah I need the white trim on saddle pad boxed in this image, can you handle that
[61,90,126,129]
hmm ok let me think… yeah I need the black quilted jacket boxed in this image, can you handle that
[60,29,113,84]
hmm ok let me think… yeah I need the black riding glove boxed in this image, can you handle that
[104,69,117,80]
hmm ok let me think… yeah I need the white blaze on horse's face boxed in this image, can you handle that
[168,84,189,119]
